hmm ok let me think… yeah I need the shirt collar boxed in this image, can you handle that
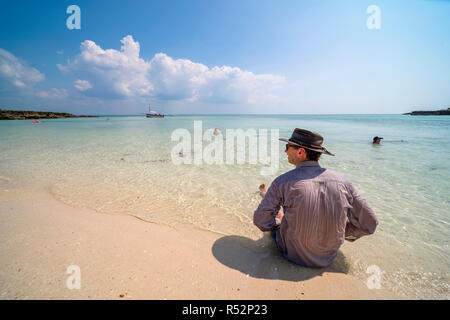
[296,160,321,169]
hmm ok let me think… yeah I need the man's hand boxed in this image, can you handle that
[276,207,284,221]
[258,183,268,197]
[258,183,284,224]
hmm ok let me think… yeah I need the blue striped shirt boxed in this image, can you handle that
[253,161,378,267]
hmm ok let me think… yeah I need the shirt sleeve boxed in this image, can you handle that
[253,181,282,232]
[345,182,378,241]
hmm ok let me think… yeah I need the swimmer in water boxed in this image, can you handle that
[373,136,383,144]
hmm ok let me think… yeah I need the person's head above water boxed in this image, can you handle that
[279,128,334,166]
[373,136,383,144]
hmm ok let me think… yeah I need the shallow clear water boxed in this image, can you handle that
[1,114,449,299]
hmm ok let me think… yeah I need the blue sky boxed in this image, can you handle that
[0,0,449,114]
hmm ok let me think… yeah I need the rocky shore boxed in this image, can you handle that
[403,108,450,116]
[0,109,98,120]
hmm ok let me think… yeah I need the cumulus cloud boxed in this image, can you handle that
[0,48,44,91]
[58,36,152,99]
[37,88,68,99]
[74,79,92,91]
[59,35,284,104]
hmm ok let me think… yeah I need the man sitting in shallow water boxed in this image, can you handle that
[253,128,378,268]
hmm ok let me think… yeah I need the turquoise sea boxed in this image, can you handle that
[0,114,449,299]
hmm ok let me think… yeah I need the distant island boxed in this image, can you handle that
[0,109,98,120]
[403,108,450,116]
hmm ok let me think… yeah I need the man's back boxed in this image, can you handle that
[254,161,378,267]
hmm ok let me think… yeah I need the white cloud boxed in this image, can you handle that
[37,88,68,99]
[74,79,92,91]
[0,48,44,91]
[59,36,152,99]
[59,35,284,104]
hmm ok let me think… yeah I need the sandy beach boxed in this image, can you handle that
[0,186,400,300]
[1,0,450,302]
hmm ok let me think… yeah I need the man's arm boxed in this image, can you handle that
[253,181,282,232]
[345,182,378,241]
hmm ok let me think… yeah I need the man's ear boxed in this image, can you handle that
[299,148,307,159]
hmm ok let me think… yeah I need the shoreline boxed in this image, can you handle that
[0,109,98,120]
[0,186,402,300]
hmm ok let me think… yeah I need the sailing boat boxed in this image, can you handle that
[146,103,164,118]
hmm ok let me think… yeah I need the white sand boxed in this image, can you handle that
[0,187,401,299]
